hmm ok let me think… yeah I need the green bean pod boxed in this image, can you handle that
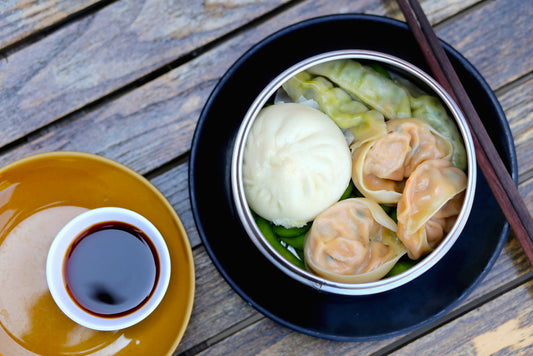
[368,63,392,79]
[272,222,311,237]
[254,215,305,269]
[295,248,305,262]
[340,181,354,200]
[279,233,306,250]
[385,258,417,277]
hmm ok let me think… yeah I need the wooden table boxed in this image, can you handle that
[1,0,531,355]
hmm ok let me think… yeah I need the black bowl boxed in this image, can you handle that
[189,14,516,341]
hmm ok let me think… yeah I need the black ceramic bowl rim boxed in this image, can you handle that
[189,13,517,341]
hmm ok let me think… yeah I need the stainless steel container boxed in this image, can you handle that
[231,50,477,295]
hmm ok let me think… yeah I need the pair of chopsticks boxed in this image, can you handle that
[396,0,533,265]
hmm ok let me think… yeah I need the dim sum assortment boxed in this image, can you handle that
[242,58,469,283]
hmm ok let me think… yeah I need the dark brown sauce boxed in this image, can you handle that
[64,221,159,318]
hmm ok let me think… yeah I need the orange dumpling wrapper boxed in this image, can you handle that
[304,198,406,283]
[397,159,467,259]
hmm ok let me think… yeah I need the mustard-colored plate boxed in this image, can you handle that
[0,152,195,356]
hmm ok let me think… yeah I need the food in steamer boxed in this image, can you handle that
[243,102,352,229]
[304,198,406,283]
[242,58,468,283]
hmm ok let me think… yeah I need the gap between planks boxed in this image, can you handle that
[172,270,532,355]
[0,0,304,157]
[0,0,119,56]
[144,152,190,182]
[175,313,264,356]
[0,0,511,162]
[368,270,533,356]
[431,0,490,29]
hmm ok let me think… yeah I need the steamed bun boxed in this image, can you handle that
[243,102,352,228]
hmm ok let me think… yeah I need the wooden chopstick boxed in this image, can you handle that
[397,0,533,265]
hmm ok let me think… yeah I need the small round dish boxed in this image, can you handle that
[0,152,194,355]
[189,14,516,340]
[47,207,172,331]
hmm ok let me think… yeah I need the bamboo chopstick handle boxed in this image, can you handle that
[397,0,533,264]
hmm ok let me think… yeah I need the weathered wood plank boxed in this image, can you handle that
[0,0,478,54]
[419,0,482,23]
[174,228,531,356]
[195,314,396,356]
[0,0,103,49]
[436,0,533,90]
[501,75,533,183]
[390,279,533,356]
[0,0,527,176]
[0,0,290,147]
[150,159,202,247]
[365,0,483,25]
[175,245,258,355]
[0,0,486,150]
[0,0,397,170]
[179,250,532,356]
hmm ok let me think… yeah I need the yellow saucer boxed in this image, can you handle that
[0,152,195,356]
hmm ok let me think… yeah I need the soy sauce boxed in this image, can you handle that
[64,221,159,317]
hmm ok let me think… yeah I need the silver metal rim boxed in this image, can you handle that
[230,50,477,295]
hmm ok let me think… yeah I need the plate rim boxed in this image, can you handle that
[189,13,516,341]
[0,150,195,354]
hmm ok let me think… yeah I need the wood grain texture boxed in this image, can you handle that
[502,75,533,182]
[0,0,103,49]
[390,279,533,355]
[0,0,524,173]
[187,275,533,355]
[175,246,258,355]
[436,0,533,90]
[0,0,401,170]
[0,0,290,147]
[0,0,481,151]
[174,249,532,356]
[418,0,483,23]
[150,159,202,247]
[173,233,531,356]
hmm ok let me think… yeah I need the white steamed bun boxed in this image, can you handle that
[243,102,351,228]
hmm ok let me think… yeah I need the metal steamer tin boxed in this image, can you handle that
[231,50,477,295]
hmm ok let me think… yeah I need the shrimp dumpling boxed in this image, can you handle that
[352,118,454,204]
[243,103,352,228]
[397,159,467,259]
[304,198,406,283]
